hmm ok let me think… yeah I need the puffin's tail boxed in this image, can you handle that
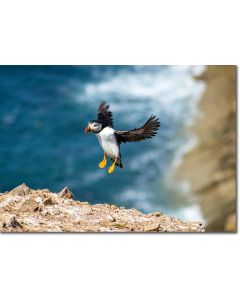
[117,157,123,168]
[111,157,123,168]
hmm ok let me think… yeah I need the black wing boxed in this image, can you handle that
[115,116,160,144]
[97,102,114,128]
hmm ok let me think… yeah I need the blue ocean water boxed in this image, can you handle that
[0,66,205,220]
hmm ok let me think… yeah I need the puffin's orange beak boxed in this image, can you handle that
[85,126,90,133]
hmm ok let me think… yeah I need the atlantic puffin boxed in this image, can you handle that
[85,102,160,174]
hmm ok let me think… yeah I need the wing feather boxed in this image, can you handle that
[97,102,114,128]
[115,116,160,144]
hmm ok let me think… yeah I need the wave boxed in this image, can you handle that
[77,65,205,102]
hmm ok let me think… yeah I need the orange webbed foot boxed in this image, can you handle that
[98,153,107,169]
[108,159,117,174]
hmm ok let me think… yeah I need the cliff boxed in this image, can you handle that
[0,184,204,233]
[176,66,236,232]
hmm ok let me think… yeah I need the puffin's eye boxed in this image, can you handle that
[94,124,98,127]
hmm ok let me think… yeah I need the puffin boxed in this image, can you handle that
[85,102,160,174]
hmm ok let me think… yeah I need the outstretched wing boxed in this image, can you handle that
[97,102,114,128]
[115,116,160,144]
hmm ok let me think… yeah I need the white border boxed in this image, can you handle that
[0,1,239,300]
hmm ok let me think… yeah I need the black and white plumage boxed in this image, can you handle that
[85,102,160,174]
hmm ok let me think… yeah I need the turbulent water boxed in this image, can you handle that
[0,66,205,220]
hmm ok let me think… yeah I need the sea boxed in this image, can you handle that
[0,66,205,221]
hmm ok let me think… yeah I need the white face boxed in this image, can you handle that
[89,121,102,133]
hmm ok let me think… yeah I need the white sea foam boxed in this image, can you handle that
[76,66,206,133]
[176,203,204,222]
[129,150,159,171]
[119,189,155,212]
[77,66,205,109]
[171,135,199,170]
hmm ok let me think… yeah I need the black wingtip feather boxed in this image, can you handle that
[98,102,114,128]
[115,115,160,143]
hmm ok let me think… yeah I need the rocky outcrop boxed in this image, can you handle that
[176,66,236,232]
[0,184,204,233]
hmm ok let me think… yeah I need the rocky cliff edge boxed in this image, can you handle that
[0,184,204,233]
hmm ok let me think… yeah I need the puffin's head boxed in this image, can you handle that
[85,120,102,133]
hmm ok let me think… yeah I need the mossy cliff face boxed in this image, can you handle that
[176,66,236,232]
[0,184,204,233]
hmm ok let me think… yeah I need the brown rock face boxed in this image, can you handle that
[0,184,204,233]
[176,66,236,232]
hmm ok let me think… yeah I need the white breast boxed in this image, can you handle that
[96,127,119,159]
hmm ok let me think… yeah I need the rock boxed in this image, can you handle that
[57,187,73,199]
[149,212,162,217]
[0,184,205,233]
[9,183,31,196]
[10,216,22,228]
[144,223,161,232]
[43,198,56,206]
